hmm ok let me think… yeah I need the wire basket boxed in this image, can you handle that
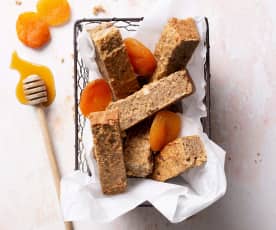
[73,17,211,175]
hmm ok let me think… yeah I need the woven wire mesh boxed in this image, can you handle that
[74,17,210,175]
[74,18,143,174]
[76,58,89,173]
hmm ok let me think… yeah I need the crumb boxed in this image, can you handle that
[65,95,72,104]
[254,160,258,164]
[61,58,65,64]
[16,0,22,5]
[257,152,261,157]
[93,5,106,16]
[228,156,232,161]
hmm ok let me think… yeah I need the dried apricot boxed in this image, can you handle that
[16,12,50,49]
[166,112,181,143]
[36,0,71,26]
[80,79,112,117]
[150,110,181,152]
[124,38,157,77]
[149,113,167,152]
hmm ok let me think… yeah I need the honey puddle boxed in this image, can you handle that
[10,51,56,106]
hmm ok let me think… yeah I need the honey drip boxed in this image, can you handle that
[10,51,55,106]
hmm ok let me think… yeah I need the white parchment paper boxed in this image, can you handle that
[61,1,227,223]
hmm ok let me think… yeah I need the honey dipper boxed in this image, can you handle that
[23,75,74,230]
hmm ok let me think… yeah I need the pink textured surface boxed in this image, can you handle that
[1,0,275,229]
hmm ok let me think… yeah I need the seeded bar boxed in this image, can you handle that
[152,136,207,182]
[107,70,194,130]
[89,110,127,195]
[124,120,153,177]
[89,23,139,99]
[152,18,200,81]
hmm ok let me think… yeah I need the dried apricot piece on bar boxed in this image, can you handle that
[150,110,181,152]
[80,79,112,117]
[36,0,71,26]
[124,38,157,77]
[16,12,51,49]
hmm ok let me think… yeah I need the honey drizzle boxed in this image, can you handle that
[10,51,56,106]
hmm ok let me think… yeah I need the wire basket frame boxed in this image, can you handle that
[74,17,211,175]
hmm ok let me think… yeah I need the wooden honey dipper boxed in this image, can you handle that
[23,75,74,230]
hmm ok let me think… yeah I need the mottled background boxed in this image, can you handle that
[0,0,275,229]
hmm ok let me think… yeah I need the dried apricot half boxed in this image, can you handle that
[149,112,167,152]
[36,0,71,26]
[80,79,112,117]
[16,12,50,49]
[150,110,181,152]
[124,38,157,77]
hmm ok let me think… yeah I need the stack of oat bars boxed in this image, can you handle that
[87,18,207,195]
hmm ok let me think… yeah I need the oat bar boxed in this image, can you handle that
[152,18,200,81]
[124,121,153,177]
[107,70,194,130]
[89,23,139,100]
[89,110,127,194]
[152,136,207,182]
